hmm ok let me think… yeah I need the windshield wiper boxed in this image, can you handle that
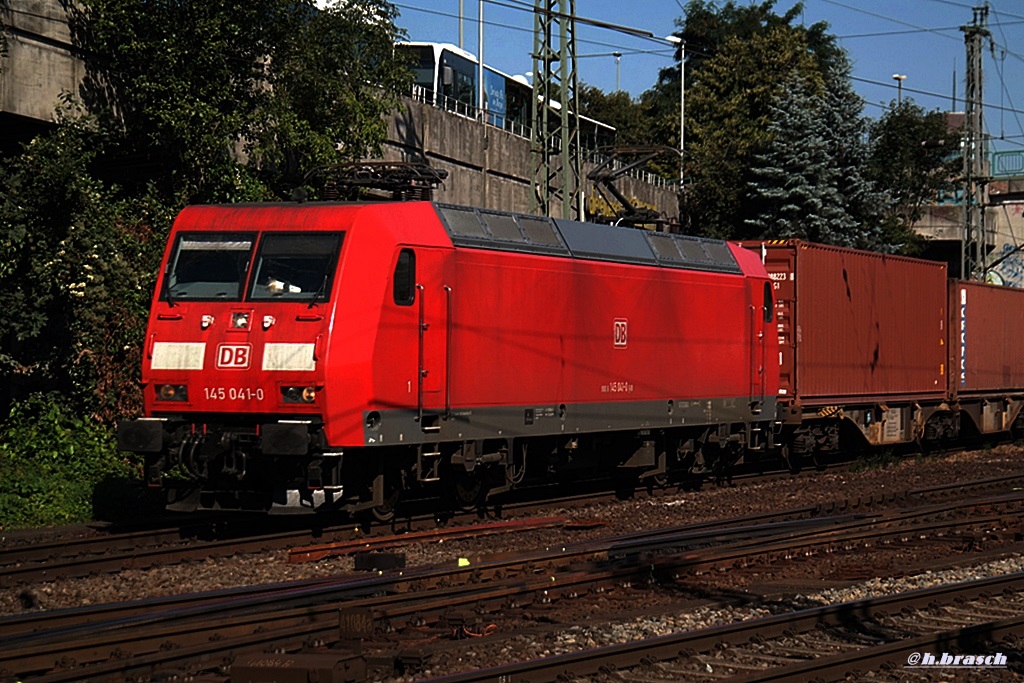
[308,274,329,309]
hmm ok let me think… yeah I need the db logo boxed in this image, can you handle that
[216,344,252,369]
[613,319,628,348]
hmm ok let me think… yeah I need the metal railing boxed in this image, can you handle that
[406,85,675,189]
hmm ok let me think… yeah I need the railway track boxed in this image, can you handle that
[4,465,1021,587]
[0,463,826,586]
[5,482,1024,681]
[421,572,1024,682]
[0,515,345,585]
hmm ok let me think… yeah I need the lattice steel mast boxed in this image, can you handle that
[962,4,991,281]
[531,0,583,219]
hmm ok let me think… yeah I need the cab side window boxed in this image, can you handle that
[763,282,774,323]
[393,249,416,305]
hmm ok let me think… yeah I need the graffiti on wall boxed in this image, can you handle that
[987,243,1024,288]
[984,203,1024,288]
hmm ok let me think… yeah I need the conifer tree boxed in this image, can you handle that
[745,74,855,244]
[745,59,899,250]
[818,63,890,250]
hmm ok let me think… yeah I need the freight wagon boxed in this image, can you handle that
[946,280,1024,439]
[749,240,1024,467]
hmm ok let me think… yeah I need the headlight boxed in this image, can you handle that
[156,384,188,401]
[282,386,317,403]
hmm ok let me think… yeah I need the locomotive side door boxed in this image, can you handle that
[414,247,453,431]
[749,279,773,411]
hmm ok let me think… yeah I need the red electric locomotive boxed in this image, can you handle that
[118,201,778,514]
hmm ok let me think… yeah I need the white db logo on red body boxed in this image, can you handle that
[217,344,252,369]
[613,319,628,348]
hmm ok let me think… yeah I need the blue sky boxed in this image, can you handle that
[393,1,1024,152]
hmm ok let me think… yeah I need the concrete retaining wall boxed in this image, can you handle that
[384,96,679,218]
[0,0,85,146]
[0,0,677,219]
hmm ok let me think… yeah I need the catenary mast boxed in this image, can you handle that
[961,4,990,281]
[531,0,583,220]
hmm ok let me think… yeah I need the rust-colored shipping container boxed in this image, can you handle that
[949,280,1024,395]
[747,240,948,406]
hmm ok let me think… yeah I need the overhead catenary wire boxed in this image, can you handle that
[815,0,1024,146]
[989,6,1024,142]
[819,0,965,41]
[398,0,1024,147]
[394,1,679,59]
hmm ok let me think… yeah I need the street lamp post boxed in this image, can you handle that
[613,52,622,92]
[892,73,907,104]
[478,0,485,120]
[459,0,464,49]
[666,35,685,189]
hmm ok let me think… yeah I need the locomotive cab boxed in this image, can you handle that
[119,207,354,511]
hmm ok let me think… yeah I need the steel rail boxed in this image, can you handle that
[5,493,1024,681]
[5,484,1023,640]
[415,573,1024,682]
[5,468,1022,587]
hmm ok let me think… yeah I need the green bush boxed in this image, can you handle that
[0,393,146,528]
[0,2,413,528]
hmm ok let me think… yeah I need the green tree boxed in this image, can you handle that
[867,99,960,246]
[637,2,839,184]
[684,26,823,237]
[247,1,412,194]
[1,0,411,418]
[0,0,411,526]
[578,85,651,146]
[818,63,889,248]
[66,0,410,203]
[632,1,844,236]
[679,0,843,81]
[746,63,892,250]
[745,74,854,243]
[0,101,166,420]
[0,103,166,527]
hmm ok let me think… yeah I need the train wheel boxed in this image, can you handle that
[644,457,671,492]
[810,448,826,471]
[711,450,734,485]
[1011,415,1024,442]
[645,450,671,491]
[368,470,403,524]
[371,487,401,523]
[779,443,800,474]
[648,470,670,489]
[447,468,487,511]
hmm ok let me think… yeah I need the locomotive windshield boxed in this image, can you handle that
[163,233,255,301]
[248,233,344,302]
[161,231,344,303]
